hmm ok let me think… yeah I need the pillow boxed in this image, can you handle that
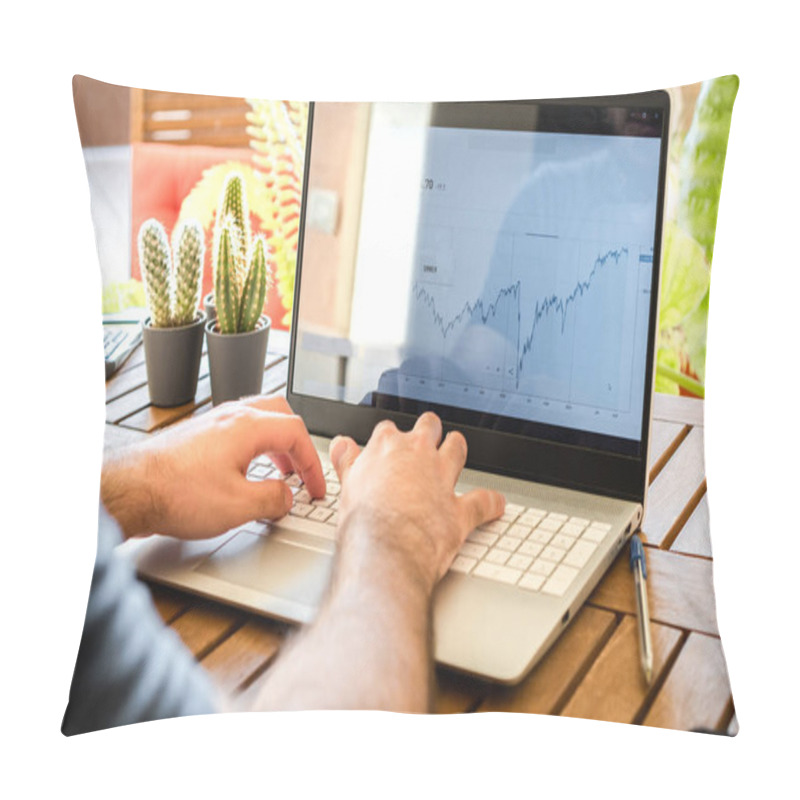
[65,76,738,735]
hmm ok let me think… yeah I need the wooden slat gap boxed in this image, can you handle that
[551,612,624,717]
[631,629,689,726]
[195,618,247,663]
[648,424,691,485]
[660,480,707,551]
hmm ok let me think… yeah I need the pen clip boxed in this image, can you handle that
[629,534,647,579]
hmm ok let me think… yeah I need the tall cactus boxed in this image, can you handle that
[172,220,205,326]
[214,172,250,285]
[211,173,271,334]
[138,216,205,328]
[138,219,172,328]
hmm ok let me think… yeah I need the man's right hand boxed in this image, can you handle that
[329,411,505,596]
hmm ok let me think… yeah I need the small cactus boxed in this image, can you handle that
[172,220,205,326]
[212,174,271,334]
[138,219,172,328]
[138,216,205,328]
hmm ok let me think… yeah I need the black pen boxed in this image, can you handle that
[630,533,653,683]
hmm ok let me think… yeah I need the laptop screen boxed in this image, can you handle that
[289,97,669,497]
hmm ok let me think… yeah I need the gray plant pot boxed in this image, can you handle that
[206,315,271,405]
[203,292,216,325]
[142,311,206,407]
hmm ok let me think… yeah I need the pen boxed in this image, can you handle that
[629,533,653,684]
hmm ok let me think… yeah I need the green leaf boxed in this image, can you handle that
[659,221,710,331]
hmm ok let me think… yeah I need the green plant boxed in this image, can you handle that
[246,99,308,326]
[655,75,738,397]
[212,173,271,334]
[138,218,205,328]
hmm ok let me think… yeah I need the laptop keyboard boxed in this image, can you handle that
[247,456,611,598]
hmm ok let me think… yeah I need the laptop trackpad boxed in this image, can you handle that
[194,530,333,608]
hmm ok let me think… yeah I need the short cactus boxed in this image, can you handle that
[172,220,205,325]
[212,174,272,334]
[138,217,205,328]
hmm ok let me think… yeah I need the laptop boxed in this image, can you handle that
[126,92,670,684]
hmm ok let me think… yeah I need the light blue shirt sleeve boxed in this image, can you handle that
[62,506,219,735]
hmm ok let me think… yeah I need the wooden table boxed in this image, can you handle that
[104,329,735,733]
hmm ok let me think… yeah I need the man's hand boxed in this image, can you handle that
[101,395,325,539]
[329,411,505,596]
[254,412,504,712]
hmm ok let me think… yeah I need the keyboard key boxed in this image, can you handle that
[485,548,511,566]
[540,545,567,563]
[508,523,532,539]
[529,528,554,545]
[450,555,477,574]
[285,474,303,488]
[325,512,339,526]
[547,512,569,523]
[537,517,563,533]
[295,489,312,505]
[519,509,546,526]
[327,482,341,496]
[289,502,314,517]
[568,517,590,527]
[467,530,499,547]
[507,553,533,571]
[308,507,333,523]
[473,562,523,585]
[551,533,577,551]
[519,573,546,592]
[518,540,543,558]
[505,502,526,515]
[479,519,510,536]
[563,540,597,568]
[311,494,336,508]
[583,525,610,543]
[560,521,586,538]
[496,535,523,552]
[542,564,580,597]
[247,464,273,480]
[529,558,556,577]
[501,509,521,523]
[460,542,489,560]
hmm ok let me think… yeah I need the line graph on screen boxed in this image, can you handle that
[404,232,647,413]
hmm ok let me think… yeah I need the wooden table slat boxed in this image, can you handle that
[647,421,688,484]
[643,632,734,732]
[670,493,713,558]
[168,601,245,659]
[642,425,706,547]
[588,545,722,637]
[478,606,617,715]
[200,618,286,695]
[560,614,683,725]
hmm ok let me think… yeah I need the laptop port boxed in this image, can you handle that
[561,610,570,625]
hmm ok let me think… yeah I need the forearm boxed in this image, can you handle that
[100,446,163,538]
[253,514,436,712]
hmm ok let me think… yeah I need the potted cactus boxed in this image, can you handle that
[205,172,272,405]
[138,217,206,407]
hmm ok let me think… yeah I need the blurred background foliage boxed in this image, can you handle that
[657,75,738,396]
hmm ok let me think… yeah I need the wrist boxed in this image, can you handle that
[100,446,164,538]
[335,507,439,600]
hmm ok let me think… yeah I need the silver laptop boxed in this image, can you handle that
[127,93,670,684]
